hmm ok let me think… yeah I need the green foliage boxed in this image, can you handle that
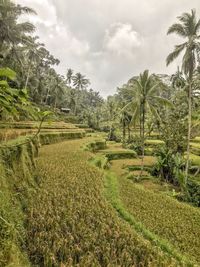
[0,68,32,118]
[126,135,143,155]
[90,155,110,170]
[152,146,186,187]
[177,178,200,207]
[0,139,37,266]
[160,90,188,153]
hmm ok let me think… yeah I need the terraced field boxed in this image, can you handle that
[1,127,200,266]
[0,121,86,142]
[117,175,200,264]
[93,140,200,265]
[26,138,180,266]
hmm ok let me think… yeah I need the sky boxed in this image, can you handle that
[17,0,200,97]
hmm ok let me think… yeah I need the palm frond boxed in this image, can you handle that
[16,22,35,33]
[182,47,196,77]
[16,5,37,15]
[166,42,187,66]
[148,103,161,121]
[167,23,186,37]
[130,105,140,126]
[152,96,174,108]
[147,82,160,96]
[195,19,200,33]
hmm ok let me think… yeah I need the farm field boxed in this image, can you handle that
[25,137,180,266]
[91,139,200,264]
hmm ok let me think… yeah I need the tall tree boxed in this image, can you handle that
[66,68,73,86]
[72,72,90,90]
[0,0,36,51]
[124,70,172,174]
[166,9,200,183]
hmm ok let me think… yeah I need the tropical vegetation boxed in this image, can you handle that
[0,0,200,266]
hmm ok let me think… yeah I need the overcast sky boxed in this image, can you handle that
[17,0,200,97]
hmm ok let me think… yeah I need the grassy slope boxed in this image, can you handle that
[26,138,179,266]
[118,175,200,264]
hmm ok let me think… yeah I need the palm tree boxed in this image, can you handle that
[124,70,172,174]
[23,37,45,89]
[72,72,90,90]
[171,67,186,89]
[166,9,200,183]
[0,0,36,50]
[66,68,73,86]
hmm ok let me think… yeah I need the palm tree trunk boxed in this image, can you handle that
[25,64,31,90]
[74,100,77,115]
[140,105,142,139]
[122,120,126,142]
[127,123,131,142]
[140,101,145,177]
[185,80,192,184]
[54,97,57,110]
[45,87,50,105]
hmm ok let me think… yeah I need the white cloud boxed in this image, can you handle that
[17,0,200,97]
[104,23,142,57]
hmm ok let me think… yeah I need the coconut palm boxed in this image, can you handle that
[171,67,186,89]
[118,108,132,143]
[124,70,172,174]
[66,68,73,86]
[72,72,90,90]
[166,9,200,183]
[22,37,45,89]
[0,0,36,49]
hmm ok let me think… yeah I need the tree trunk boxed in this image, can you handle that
[25,64,31,90]
[140,105,142,139]
[140,101,145,177]
[185,80,192,184]
[127,123,131,142]
[54,96,57,110]
[122,120,126,143]
[45,87,50,105]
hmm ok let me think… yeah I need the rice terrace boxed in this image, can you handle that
[1,0,200,266]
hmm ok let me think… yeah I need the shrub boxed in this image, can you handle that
[178,179,200,207]
[126,135,143,155]
[151,146,186,187]
[90,155,110,169]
